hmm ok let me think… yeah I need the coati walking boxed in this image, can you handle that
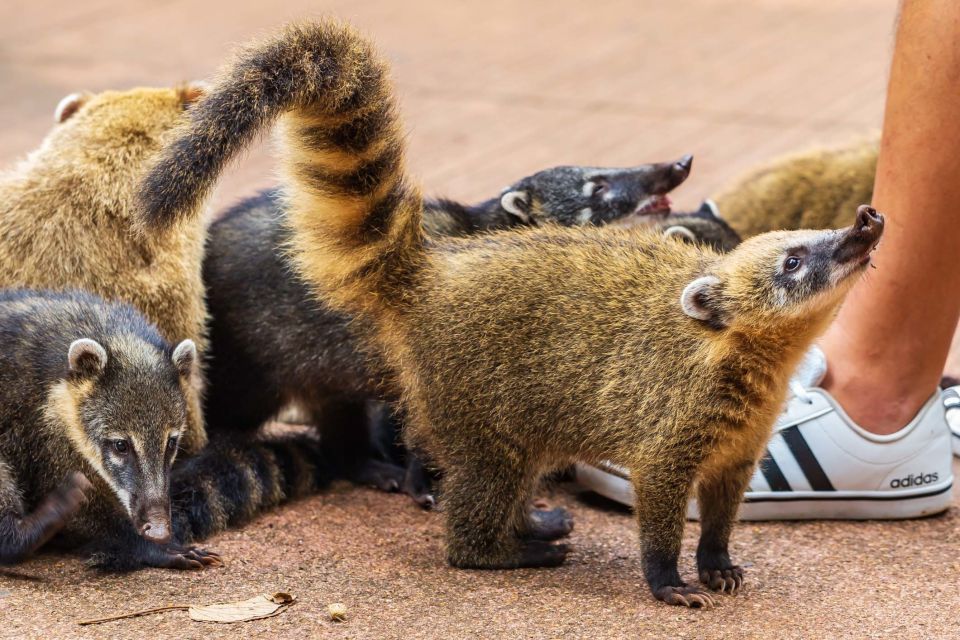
[138,21,884,606]
[203,160,699,506]
[712,136,879,238]
[0,85,211,454]
[0,290,220,569]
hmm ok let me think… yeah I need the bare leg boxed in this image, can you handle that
[820,0,960,434]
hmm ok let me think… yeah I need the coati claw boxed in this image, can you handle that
[525,506,574,541]
[154,544,222,570]
[699,566,744,594]
[654,585,715,609]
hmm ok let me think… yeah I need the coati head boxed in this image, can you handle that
[498,155,693,226]
[44,84,206,157]
[52,335,197,544]
[658,201,743,253]
[680,205,884,332]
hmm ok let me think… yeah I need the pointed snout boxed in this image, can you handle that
[661,154,693,192]
[833,204,885,264]
[633,154,694,195]
[136,504,172,544]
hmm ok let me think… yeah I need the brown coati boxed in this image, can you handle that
[137,21,884,606]
[202,159,699,507]
[0,85,211,454]
[0,289,221,569]
[712,136,878,238]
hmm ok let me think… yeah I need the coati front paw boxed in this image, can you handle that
[349,459,405,493]
[150,544,223,570]
[699,565,744,594]
[653,584,715,609]
[516,540,570,568]
[524,507,574,541]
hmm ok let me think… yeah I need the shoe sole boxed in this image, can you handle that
[575,463,954,521]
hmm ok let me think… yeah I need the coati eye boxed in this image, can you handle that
[784,256,802,272]
[591,179,608,197]
[113,439,129,455]
[167,436,179,452]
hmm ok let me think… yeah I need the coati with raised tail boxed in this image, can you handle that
[0,290,221,569]
[0,85,210,454]
[203,159,701,507]
[137,21,884,606]
[712,136,878,238]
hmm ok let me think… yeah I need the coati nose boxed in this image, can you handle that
[856,204,884,234]
[673,154,694,180]
[140,520,171,544]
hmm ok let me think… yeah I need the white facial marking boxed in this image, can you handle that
[116,489,133,516]
[582,181,596,197]
[577,208,593,223]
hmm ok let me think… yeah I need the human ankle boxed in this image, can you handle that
[820,369,932,436]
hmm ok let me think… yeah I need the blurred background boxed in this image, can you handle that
[3,0,897,215]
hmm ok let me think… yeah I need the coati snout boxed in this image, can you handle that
[66,337,196,545]
[681,205,884,328]
[500,155,693,226]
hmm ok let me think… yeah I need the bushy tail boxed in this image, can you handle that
[170,434,335,543]
[139,20,425,312]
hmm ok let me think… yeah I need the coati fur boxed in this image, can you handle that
[137,21,885,606]
[0,86,211,454]
[203,158,696,507]
[0,289,220,569]
[712,136,878,238]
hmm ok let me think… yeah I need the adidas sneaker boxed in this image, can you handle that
[577,362,953,520]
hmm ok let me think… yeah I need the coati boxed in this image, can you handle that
[712,136,878,238]
[202,159,700,507]
[0,289,220,569]
[0,85,211,454]
[137,21,884,606]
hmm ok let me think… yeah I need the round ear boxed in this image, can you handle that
[664,225,698,244]
[500,190,531,223]
[171,339,197,379]
[54,92,91,123]
[178,81,208,106]
[680,275,725,325]
[68,339,107,377]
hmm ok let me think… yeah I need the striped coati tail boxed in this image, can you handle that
[170,434,335,543]
[138,20,424,312]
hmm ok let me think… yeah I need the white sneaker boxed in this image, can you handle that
[577,384,953,521]
[941,386,960,456]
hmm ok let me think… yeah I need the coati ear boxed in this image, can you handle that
[177,81,208,107]
[500,190,531,223]
[171,339,197,379]
[68,339,107,377]
[664,225,698,244]
[681,275,726,326]
[54,92,91,123]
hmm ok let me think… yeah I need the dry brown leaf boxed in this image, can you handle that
[188,592,295,624]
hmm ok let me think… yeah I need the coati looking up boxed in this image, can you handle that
[0,85,211,454]
[138,21,884,606]
[712,136,878,238]
[202,159,697,506]
[0,290,219,569]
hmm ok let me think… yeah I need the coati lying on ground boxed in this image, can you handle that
[0,290,219,569]
[138,21,884,606]
[712,136,878,238]
[0,85,211,455]
[203,160,708,507]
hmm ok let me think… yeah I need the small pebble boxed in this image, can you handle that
[328,602,347,622]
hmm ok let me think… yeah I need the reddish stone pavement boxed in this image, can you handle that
[4,0,960,638]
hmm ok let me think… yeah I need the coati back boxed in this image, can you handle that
[203,160,696,505]
[0,86,210,454]
[713,136,878,238]
[138,21,884,606]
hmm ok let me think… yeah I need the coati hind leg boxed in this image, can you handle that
[695,459,755,595]
[0,465,91,565]
[442,442,569,569]
[631,455,714,609]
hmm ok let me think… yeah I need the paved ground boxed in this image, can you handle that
[6,0,960,638]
